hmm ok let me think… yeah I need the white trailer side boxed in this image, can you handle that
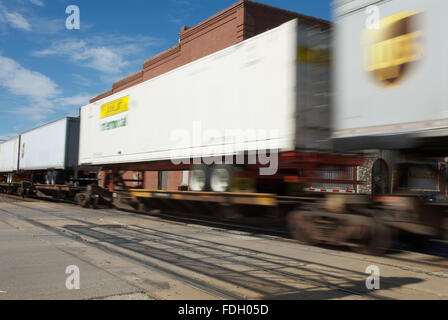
[79,19,331,166]
[0,137,19,173]
[19,117,80,171]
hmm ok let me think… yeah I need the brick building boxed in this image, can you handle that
[91,0,329,103]
[94,0,330,190]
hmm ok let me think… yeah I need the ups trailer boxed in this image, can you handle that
[79,19,363,197]
[332,0,448,193]
[285,0,448,253]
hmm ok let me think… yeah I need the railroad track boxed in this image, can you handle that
[0,197,408,300]
[1,192,446,259]
[0,201,241,300]
[0,191,290,236]
[2,196,448,299]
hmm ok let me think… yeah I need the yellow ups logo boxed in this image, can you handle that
[363,11,423,86]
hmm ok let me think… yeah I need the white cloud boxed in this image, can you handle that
[0,55,59,101]
[56,94,91,107]
[72,74,93,87]
[34,40,129,74]
[10,106,55,121]
[32,35,162,75]
[29,16,64,35]
[0,1,62,34]
[0,55,92,121]
[73,44,129,74]
[4,11,31,31]
[168,15,183,25]
[28,0,44,6]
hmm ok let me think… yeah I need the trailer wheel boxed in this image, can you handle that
[190,165,210,192]
[210,165,242,192]
[45,170,58,185]
[45,171,53,185]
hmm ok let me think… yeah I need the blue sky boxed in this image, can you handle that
[0,0,332,140]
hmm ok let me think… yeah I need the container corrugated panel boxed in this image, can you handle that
[79,19,331,167]
[334,0,448,141]
[19,117,80,171]
[406,164,439,191]
[311,166,355,190]
[296,21,331,150]
[0,137,19,173]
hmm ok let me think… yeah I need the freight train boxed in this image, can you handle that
[1,19,362,199]
[1,0,447,255]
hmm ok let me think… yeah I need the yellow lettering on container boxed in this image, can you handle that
[100,96,129,119]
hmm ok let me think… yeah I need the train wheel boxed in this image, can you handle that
[350,221,392,256]
[75,193,90,208]
[287,209,316,245]
[90,195,100,209]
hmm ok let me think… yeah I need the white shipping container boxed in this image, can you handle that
[19,117,80,171]
[334,0,448,144]
[79,19,331,166]
[0,137,19,173]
